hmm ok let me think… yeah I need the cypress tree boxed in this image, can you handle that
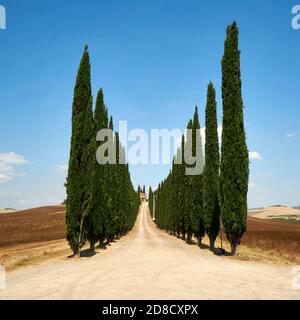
[179,135,186,240]
[109,116,113,131]
[112,132,121,237]
[98,94,109,246]
[191,106,205,246]
[86,88,107,251]
[220,22,249,255]
[148,186,153,216]
[66,46,93,256]
[172,147,183,236]
[184,120,193,243]
[105,116,115,243]
[203,82,220,250]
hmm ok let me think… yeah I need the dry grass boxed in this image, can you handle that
[207,236,297,266]
[202,216,300,265]
[0,239,70,271]
[241,216,300,264]
[0,206,69,270]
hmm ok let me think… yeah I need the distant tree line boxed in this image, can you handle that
[66,46,139,256]
[149,22,249,255]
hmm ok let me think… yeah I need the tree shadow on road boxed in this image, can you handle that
[213,247,231,256]
[186,239,197,246]
[198,243,209,250]
[80,248,96,257]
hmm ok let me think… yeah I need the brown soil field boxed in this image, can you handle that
[0,206,66,247]
[242,216,300,263]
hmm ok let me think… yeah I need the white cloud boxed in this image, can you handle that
[0,152,28,183]
[249,181,256,188]
[285,133,295,139]
[0,152,28,165]
[0,192,8,197]
[249,151,262,160]
[55,164,68,171]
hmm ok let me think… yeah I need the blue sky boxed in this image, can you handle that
[0,0,299,209]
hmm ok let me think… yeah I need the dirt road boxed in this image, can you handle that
[0,203,299,299]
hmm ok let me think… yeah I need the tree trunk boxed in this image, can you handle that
[72,247,78,257]
[209,237,215,251]
[187,233,192,244]
[90,241,95,253]
[230,242,238,256]
[78,209,84,257]
[99,238,104,248]
[197,236,202,246]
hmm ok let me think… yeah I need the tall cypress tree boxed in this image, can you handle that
[148,186,153,216]
[191,106,205,245]
[172,146,183,236]
[98,93,109,246]
[220,22,249,255]
[203,82,220,250]
[66,46,93,256]
[86,88,107,251]
[184,119,194,243]
[105,116,115,243]
[179,135,186,239]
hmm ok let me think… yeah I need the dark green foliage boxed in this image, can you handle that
[148,186,153,217]
[152,22,248,255]
[203,82,220,250]
[220,22,249,255]
[86,88,107,250]
[184,119,194,242]
[154,109,205,244]
[191,107,205,245]
[66,46,93,255]
[66,49,139,255]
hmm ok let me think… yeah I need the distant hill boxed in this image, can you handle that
[249,205,300,221]
[0,208,16,214]
[292,205,300,210]
[269,204,286,208]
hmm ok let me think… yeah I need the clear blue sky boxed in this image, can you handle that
[0,0,299,209]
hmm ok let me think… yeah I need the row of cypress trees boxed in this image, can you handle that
[137,185,146,194]
[149,22,249,255]
[66,46,139,256]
